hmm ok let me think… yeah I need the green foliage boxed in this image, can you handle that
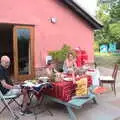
[48,44,74,72]
[110,0,120,22]
[95,0,120,45]
[96,3,110,24]
[94,41,99,52]
[48,44,73,62]
[95,2,111,44]
[109,22,120,41]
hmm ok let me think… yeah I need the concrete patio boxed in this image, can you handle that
[0,67,120,120]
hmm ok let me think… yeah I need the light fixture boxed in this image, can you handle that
[49,17,57,24]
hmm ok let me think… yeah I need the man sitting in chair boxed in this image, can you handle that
[0,56,32,114]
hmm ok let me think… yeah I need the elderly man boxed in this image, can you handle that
[0,56,32,114]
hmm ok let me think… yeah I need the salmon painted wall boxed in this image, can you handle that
[0,0,94,68]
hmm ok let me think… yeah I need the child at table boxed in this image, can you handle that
[46,60,61,81]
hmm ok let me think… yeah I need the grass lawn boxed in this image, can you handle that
[94,52,120,69]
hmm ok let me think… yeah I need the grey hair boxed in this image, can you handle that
[1,56,10,62]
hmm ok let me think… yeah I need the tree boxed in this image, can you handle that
[109,0,120,42]
[95,0,120,45]
[110,0,120,22]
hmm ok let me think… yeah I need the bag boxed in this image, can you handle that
[75,77,88,96]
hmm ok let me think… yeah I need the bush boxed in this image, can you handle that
[48,44,74,72]
[48,44,74,62]
[94,42,99,52]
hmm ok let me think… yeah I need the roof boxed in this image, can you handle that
[63,0,103,29]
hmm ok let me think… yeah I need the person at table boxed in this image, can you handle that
[63,52,77,84]
[0,56,32,114]
[46,60,59,78]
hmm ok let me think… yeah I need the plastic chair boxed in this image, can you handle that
[0,90,20,120]
[99,64,118,95]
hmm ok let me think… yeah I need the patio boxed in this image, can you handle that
[0,66,120,120]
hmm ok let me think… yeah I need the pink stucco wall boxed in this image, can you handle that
[0,0,94,68]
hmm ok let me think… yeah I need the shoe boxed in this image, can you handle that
[25,109,32,114]
[20,109,32,115]
[27,102,31,106]
[20,102,30,108]
[20,104,23,108]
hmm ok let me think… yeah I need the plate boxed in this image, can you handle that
[63,77,73,81]
[22,82,35,87]
[38,77,49,80]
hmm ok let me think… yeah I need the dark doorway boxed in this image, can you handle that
[0,24,35,81]
[0,24,14,76]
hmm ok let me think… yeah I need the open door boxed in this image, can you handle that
[13,25,35,81]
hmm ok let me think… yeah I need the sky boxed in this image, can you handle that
[73,0,98,16]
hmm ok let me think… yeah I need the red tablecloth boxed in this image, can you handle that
[45,81,76,102]
[45,75,92,101]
